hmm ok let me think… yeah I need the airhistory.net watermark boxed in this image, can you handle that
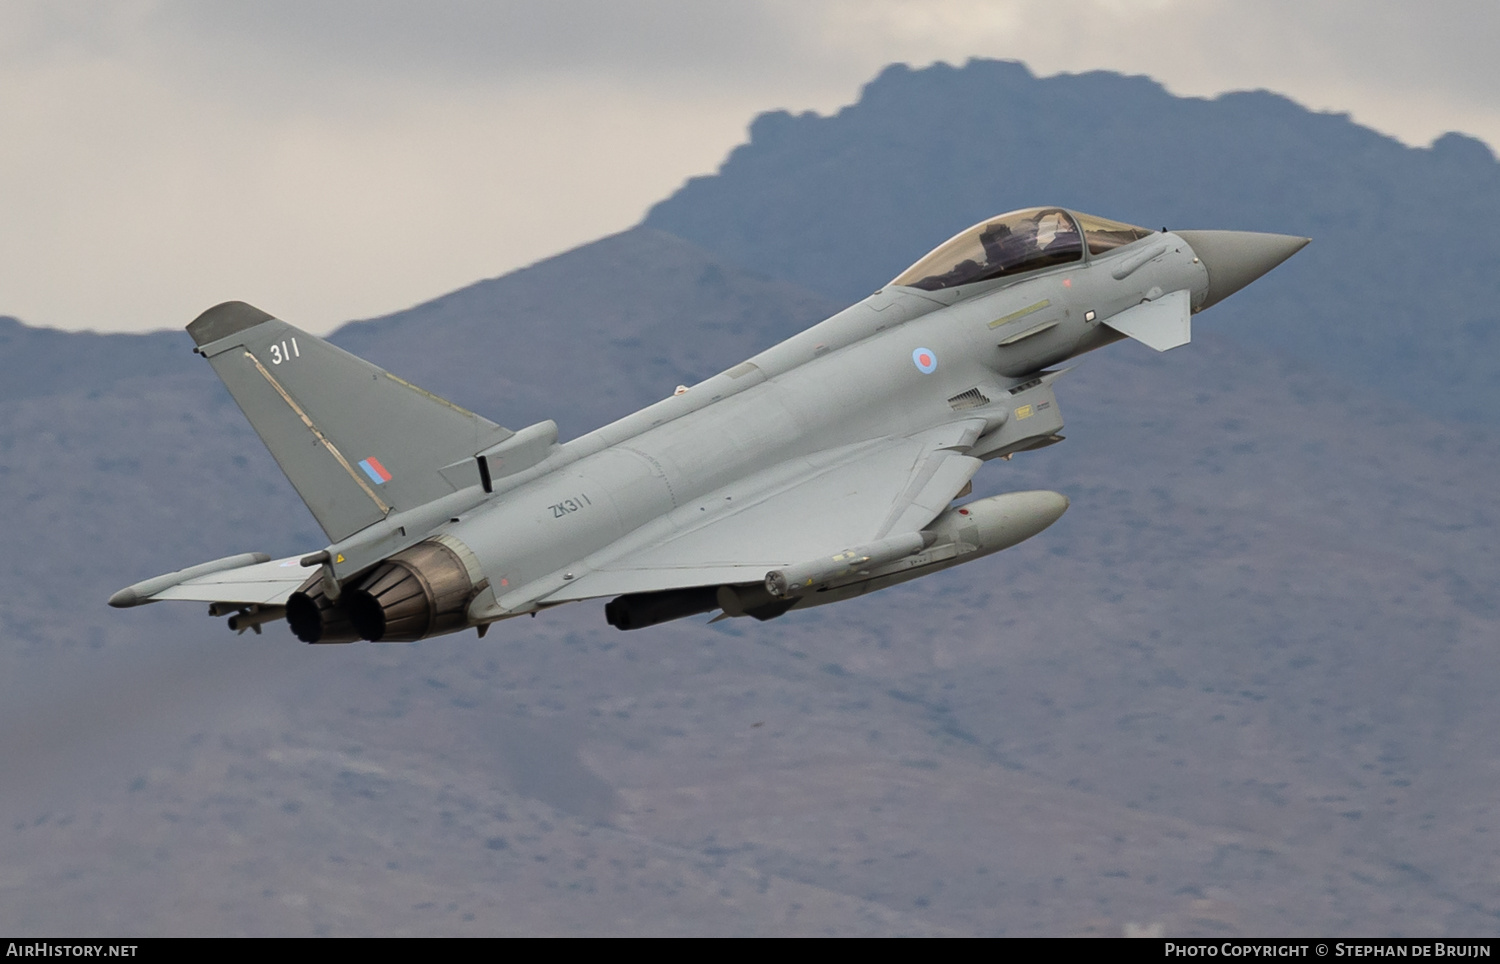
[6,946,138,957]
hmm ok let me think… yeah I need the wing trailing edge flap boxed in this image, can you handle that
[534,419,987,604]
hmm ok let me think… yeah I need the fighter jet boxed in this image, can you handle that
[109,208,1307,640]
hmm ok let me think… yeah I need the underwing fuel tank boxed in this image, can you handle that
[759,490,1071,614]
[606,492,1068,629]
[827,490,1071,595]
[858,489,1071,590]
[926,490,1070,557]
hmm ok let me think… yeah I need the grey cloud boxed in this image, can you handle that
[155,0,1500,142]
[3,0,1499,334]
[156,0,812,87]
[10,2,1500,125]
[1169,0,1500,108]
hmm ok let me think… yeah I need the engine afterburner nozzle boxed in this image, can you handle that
[1175,230,1309,309]
[344,540,477,642]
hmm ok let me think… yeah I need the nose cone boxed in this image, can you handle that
[1175,230,1309,309]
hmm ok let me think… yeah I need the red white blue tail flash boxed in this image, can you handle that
[358,457,392,485]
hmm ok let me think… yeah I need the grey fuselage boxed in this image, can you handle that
[107,215,1304,639]
[406,231,1209,619]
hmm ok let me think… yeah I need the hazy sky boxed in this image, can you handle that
[4,0,1496,334]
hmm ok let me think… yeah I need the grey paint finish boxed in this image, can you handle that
[191,309,513,542]
[114,210,1306,639]
[1174,230,1310,309]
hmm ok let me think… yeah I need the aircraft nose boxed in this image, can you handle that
[1175,230,1310,309]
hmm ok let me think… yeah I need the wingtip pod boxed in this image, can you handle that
[108,552,273,608]
[107,587,140,609]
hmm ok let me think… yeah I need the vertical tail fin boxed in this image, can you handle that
[188,302,512,541]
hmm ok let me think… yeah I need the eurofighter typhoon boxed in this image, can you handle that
[110,209,1306,641]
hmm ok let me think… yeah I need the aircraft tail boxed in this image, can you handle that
[187,302,513,542]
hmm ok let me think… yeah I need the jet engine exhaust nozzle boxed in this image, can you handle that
[344,540,477,642]
[285,576,360,644]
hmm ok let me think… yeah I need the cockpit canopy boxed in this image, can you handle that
[890,208,1155,292]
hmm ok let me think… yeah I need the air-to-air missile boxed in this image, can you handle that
[110,208,1307,639]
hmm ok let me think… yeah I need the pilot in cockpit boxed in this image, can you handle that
[1035,210,1077,252]
[978,222,1013,269]
[984,217,1042,271]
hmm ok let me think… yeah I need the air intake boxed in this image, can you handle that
[947,387,991,411]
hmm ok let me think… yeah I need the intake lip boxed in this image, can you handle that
[1175,230,1309,309]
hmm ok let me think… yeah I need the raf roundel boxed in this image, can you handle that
[912,347,938,374]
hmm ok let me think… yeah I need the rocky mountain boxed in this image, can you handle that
[647,59,1500,425]
[1,64,1497,936]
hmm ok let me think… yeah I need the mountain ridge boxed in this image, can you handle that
[647,58,1500,424]
[1,61,1497,935]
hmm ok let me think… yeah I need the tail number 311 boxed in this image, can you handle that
[268,338,300,365]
